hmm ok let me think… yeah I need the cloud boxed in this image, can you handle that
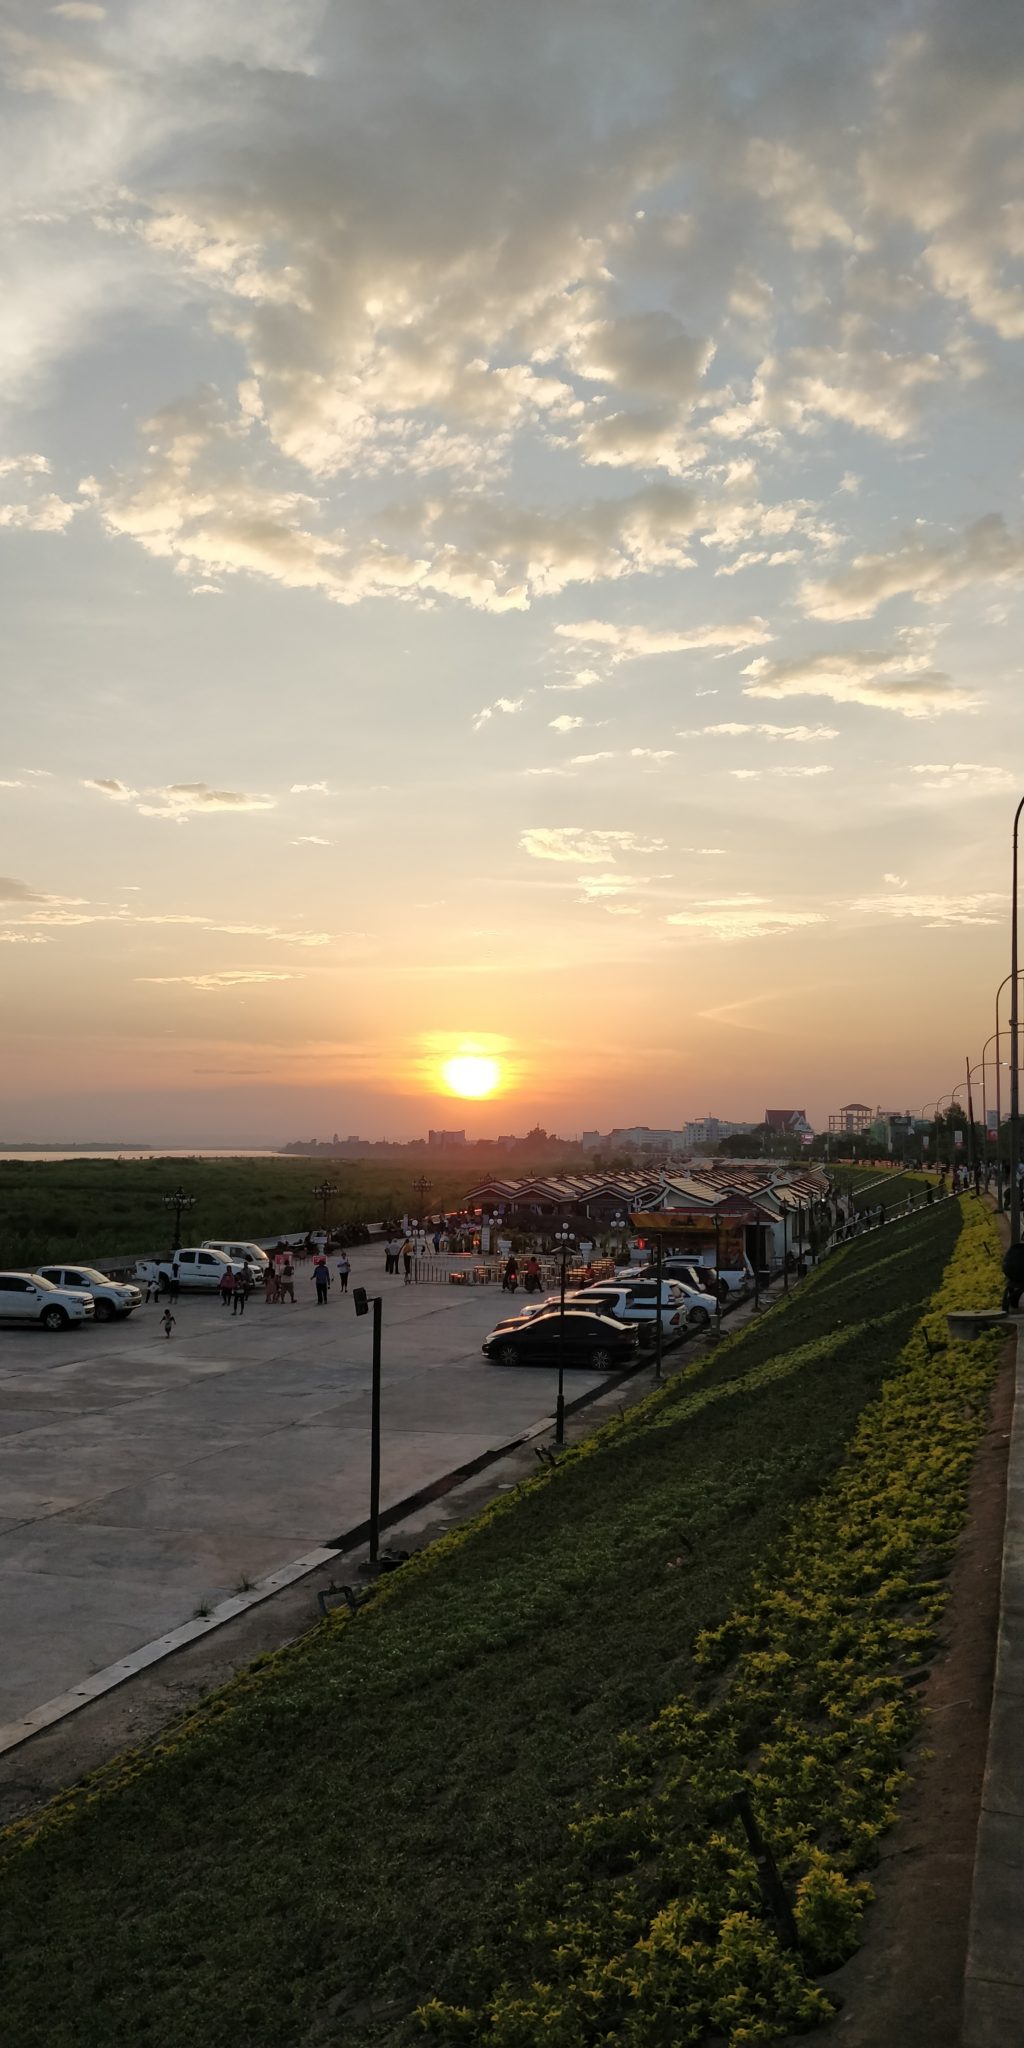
[50,4,106,18]
[850,892,1003,928]
[908,762,1013,792]
[570,750,615,764]
[136,970,298,990]
[741,651,979,718]
[680,722,839,742]
[290,781,331,793]
[555,616,773,660]
[545,669,601,693]
[549,714,584,733]
[728,764,834,780]
[883,873,907,889]
[472,696,523,731]
[0,932,53,944]
[291,835,333,845]
[800,516,1024,622]
[0,876,47,903]
[135,783,276,821]
[81,777,135,800]
[520,827,666,863]
[667,902,826,941]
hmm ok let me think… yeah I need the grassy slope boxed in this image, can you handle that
[0,1158,484,1267]
[0,1206,961,2048]
[834,1165,932,1211]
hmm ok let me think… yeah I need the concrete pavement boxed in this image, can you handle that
[0,1246,608,1724]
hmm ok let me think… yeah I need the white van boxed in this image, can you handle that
[201,1240,270,1272]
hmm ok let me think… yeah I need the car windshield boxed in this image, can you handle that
[27,1275,56,1290]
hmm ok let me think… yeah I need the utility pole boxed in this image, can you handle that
[654,1231,664,1381]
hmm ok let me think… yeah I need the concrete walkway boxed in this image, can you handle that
[0,1245,608,1725]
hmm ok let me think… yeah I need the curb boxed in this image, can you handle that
[963,1322,1024,2044]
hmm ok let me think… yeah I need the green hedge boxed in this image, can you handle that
[421,1198,1004,2045]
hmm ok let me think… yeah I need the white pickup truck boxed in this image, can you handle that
[135,1247,251,1294]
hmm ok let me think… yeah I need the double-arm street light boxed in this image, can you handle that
[312,1179,338,1232]
[554,1223,576,1447]
[162,1186,196,1252]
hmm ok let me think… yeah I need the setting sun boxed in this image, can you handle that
[442,1054,501,1099]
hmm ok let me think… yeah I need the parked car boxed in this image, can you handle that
[574,1279,716,1334]
[37,1265,141,1322]
[632,1256,748,1301]
[482,1308,639,1372]
[136,1247,249,1294]
[201,1240,270,1272]
[0,1271,96,1331]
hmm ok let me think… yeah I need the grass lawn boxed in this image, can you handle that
[0,1201,979,2047]
[833,1164,933,1211]
[0,1157,483,1268]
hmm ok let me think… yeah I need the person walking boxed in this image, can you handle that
[232,1268,248,1316]
[314,1257,330,1306]
[219,1267,234,1309]
[523,1255,542,1294]
[402,1237,414,1284]
[169,1259,180,1304]
[336,1251,351,1293]
[279,1255,295,1303]
[160,1307,176,1339]
[264,1263,279,1305]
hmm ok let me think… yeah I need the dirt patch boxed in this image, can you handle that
[810,1335,1013,2048]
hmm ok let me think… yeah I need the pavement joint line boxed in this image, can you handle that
[963,1320,1024,2039]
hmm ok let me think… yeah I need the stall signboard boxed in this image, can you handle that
[630,1209,750,1268]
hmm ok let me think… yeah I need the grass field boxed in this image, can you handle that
[0,1157,486,1267]
[832,1163,933,1211]
[0,1198,992,2048]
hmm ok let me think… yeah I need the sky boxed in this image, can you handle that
[1,0,1022,1143]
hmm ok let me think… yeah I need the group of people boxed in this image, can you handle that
[312,1252,352,1303]
[501,1255,546,1295]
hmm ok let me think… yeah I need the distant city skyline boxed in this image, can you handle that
[1,1,1019,1136]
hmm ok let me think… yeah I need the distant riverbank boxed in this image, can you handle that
[0,1150,285,1163]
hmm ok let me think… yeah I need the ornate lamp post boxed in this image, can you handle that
[312,1179,338,1232]
[162,1186,196,1252]
[412,1176,433,1226]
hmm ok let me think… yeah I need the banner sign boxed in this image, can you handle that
[954,1130,964,1148]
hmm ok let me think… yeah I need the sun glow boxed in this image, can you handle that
[442,1054,501,1099]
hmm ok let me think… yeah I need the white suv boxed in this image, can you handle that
[0,1272,96,1332]
[201,1240,269,1272]
[38,1265,141,1322]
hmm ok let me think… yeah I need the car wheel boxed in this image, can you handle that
[496,1341,520,1367]
[40,1305,69,1332]
[687,1305,711,1329]
[93,1298,115,1322]
[590,1345,616,1371]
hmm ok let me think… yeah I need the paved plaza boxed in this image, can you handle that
[0,1247,608,1725]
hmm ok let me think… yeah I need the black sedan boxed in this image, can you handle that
[482,1307,640,1372]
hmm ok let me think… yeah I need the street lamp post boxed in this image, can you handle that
[554,1224,575,1445]
[162,1186,196,1252]
[412,1175,433,1223]
[352,1287,383,1564]
[1011,797,1024,1246]
[312,1179,338,1234]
